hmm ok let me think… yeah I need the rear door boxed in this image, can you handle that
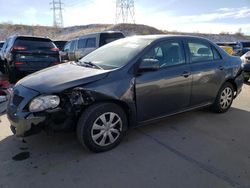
[13,37,59,71]
[135,39,192,122]
[186,39,226,106]
[68,39,77,61]
[75,38,86,60]
[83,37,97,56]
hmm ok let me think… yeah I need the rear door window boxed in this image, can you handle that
[187,41,214,62]
[86,38,96,48]
[212,47,222,60]
[69,40,77,51]
[77,38,86,49]
[64,41,71,51]
[99,33,125,47]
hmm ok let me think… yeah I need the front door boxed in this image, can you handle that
[135,39,192,122]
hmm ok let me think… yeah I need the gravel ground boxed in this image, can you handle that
[0,84,250,188]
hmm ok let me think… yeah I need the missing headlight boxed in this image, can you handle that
[69,88,94,106]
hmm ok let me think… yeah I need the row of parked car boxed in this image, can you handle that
[216,41,250,82]
[217,41,250,56]
[0,31,125,83]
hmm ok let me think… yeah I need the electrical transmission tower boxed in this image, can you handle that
[50,0,64,28]
[115,0,135,24]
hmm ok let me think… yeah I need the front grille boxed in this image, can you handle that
[12,94,24,106]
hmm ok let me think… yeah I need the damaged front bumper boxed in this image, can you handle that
[7,84,81,137]
[8,113,45,137]
[7,84,46,137]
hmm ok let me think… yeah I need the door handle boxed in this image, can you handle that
[182,71,191,78]
[218,65,224,70]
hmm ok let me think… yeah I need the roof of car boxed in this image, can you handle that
[126,34,211,41]
[11,35,52,41]
[75,31,124,40]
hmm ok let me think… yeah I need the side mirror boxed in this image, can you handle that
[139,59,160,72]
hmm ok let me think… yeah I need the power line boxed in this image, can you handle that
[116,0,135,24]
[50,0,64,27]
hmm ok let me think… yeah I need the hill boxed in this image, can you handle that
[0,23,248,42]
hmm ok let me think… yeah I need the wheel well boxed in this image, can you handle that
[84,100,132,127]
[225,79,238,98]
[225,79,237,92]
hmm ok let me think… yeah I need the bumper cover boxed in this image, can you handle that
[243,63,250,78]
[7,84,44,137]
[8,113,45,137]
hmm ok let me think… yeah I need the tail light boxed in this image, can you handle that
[11,46,27,51]
[15,62,26,65]
[0,80,10,89]
[50,47,59,52]
[52,62,60,65]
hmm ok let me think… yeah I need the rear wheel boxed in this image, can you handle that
[211,82,234,113]
[77,103,127,152]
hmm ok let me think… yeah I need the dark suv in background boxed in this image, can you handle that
[1,35,60,83]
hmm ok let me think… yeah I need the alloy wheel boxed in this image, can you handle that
[91,112,122,147]
[220,87,233,109]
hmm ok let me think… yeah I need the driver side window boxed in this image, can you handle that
[141,41,185,68]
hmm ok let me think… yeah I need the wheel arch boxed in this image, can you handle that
[224,78,237,97]
[83,99,137,128]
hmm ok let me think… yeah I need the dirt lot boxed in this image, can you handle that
[0,85,250,188]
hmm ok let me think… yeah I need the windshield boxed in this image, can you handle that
[80,37,152,70]
[242,42,250,48]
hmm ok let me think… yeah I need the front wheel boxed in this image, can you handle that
[210,82,234,113]
[77,103,127,152]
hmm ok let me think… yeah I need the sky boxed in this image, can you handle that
[0,0,250,34]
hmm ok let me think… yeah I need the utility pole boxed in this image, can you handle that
[115,0,135,24]
[50,0,64,28]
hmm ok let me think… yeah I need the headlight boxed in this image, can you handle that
[29,95,60,112]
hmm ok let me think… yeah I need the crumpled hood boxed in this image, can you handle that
[17,63,110,93]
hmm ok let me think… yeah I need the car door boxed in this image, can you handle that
[61,41,71,61]
[83,37,97,57]
[68,39,77,61]
[135,39,192,122]
[186,39,226,106]
[75,38,86,60]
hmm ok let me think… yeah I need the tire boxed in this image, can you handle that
[77,103,128,152]
[244,77,249,83]
[210,82,234,113]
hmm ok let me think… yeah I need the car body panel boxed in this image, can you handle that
[18,63,111,93]
[241,51,250,79]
